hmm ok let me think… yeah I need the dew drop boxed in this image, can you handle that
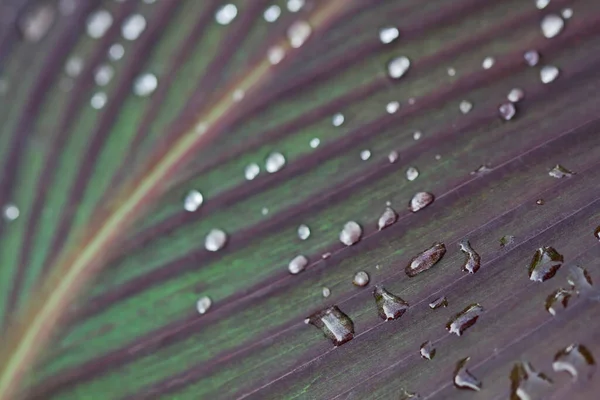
[536,198,545,205]
[470,165,492,175]
[405,166,419,181]
[567,266,597,297]
[446,304,483,336]
[353,271,370,287]
[263,5,281,22]
[108,43,125,61]
[261,207,269,215]
[339,221,362,246]
[508,88,525,103]
[378,207,398,230]
[267,45,285,65]
[297,224,310,240]
[232,89,245,102]
[536,0,550,10]
[265,152,286,173]
[183,190,203,212]
[309,137,320,148]
[524,50,540,66]
[409,192,434,213]
[2,204,20,221]
[306,306,354,346]
[500,234,515,248]
[360,149,371,161]
[482,56,495,69]
[454,357,482,391]
[196,296,212,314]
[244,163,260,180]
[553,344,596,381]
[122,14,146,41]
[205,229,227,252]
[459,240,481,274]
[387,56,411,79]
[548,164,574,178]
[429,296,448,309]
[459,100,473,114]
[215,4,237,25]
[595,226,600,241]
[133,73,158,97]
[322,287,331,298]
[528,246,564,282]
[287,0,305,12]
[540,65,559,84]
[545,288,572,316]
[332,112,345,127]
[87,10,113,39]
[288,255,308,275]
[90,92,107,109]
[499,102,516,121]
[19,3,55,43]
[420,341,436,360]
[322,252,331,259]
[398,389,419,399]
[541,14,564,39]
[373,286,409,320]
[379,26,399,44]
[561,8,573,19]
[447,67,456,76]
[405,242,446,277]
[413,131,422,140]
[94,64,114,86]
[386,101,399,114]
[65,56,83,77]
[510,361,553,400]
[388,150,399,163]
[287,20,311,48]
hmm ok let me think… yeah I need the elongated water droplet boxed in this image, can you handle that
[379,26,399,44]
[87,10,113,39]
[263,5,281,22]
[196,296,212,314]
[508,88,525,103]
[482,56,495,69]
[297,224,310,240]
[420,341,436,360]
[388,150,399,163]
[244,163,260,180]
[19,3,55,42]
[405,166,419,181]
[545,288,572,316]
[386,101,399,114]
[510,361,553,400]
[500,235,515,247]
[322,287,331,298]
[405,242,446,277]
[305,306,354,346]
[541,14,564,38]
[499,102,516,121]
[409,192,434,212]
[265,152,286,173]
[205,229,227,252]
[459,100,473,114]
[215,4,237,25]
[459,240,481,274]
[339,221,362,246]
[133,73,158,97]
[353,271,369,287]
[287,20,311,48]
[267,45,285,65]
[288,255,308,274]
[413,131,422,140]
[553,344,596,381]
[548,164,574,178]
[183,190,203,212]
[540,65,559,83]
[446,304,483,336]
[122,14,146,40]
[332,112,344,126]
[524,50,540,66]
[429,296,448,309]
[378,207,398,230]
[2,204,20,221]
[373,286,409,320]
[453,357,481,391]
[387,56,410,79]
[528,246,563,282]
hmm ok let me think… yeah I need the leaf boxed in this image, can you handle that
[1,0,600,399]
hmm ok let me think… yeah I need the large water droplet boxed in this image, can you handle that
[536,0,550,10]
[215,4,237,25]
[287,20,311,48]
[87,10,113,39]
[459,100,473,114]
[297,224,310,240]
[205,229,227,252]
[267,45,285,65]
[2,204,20,221]
[405,166,419,181]
[545,288,573,316]
[541,14,564,38]
[65,56,83,78]
[378,207,398,230]
[339,221,362,246]
[265,152,286,173]
[562,8,573,19]
[19,3,55,42]
[388,150,399,163]
[379,26,399,44]
[508,88,525,103]
[196,295,212,314]
[287,0,305,12]
[263,5,281,22]
[309,138,320,148]
[510,361,553,400]
[360,149,371,161]
[94,64,114,86]
[133,73,158,97]
[540,65,559,83]
[528,246,564,282]
[420,341,436,360]
[413,131,422,141]
[90,92,107,109]
[183,190,203,212]
[429,296,448,309]
[244,163,260,180]
[459,240,481,274]
[373,286,409,320]
[288,255,308,274]
[386,101,400,114]
[305,306,354,346]
[353,271,370,287]
[332,112,345,127]
[405,242,446,277]
[409,192,434,212]
[454,357,482,391]
[108,43,125,61]
[387,56,410,79]
[553,344,596,381]
[482,56,495,70]
[122,14,146,41]
[548,164,575,178]
[446,303,483,336]
[499,102,517,121]
[322,287,331,298]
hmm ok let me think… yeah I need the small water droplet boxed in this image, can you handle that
[205,229,227,252]
[289,255,308,274]
[499,102,516,121]
[297,224,311,240]
[388,150,399,163]
[459,100,473,114]
[287,20,311,48]
[332,112,345,127]
[261,207,269,215]
[470,165,492,175]
[548,164,575,178]
[405,242,446,277]
[540,65,559,84]
[339,221,362,246]
[446,303,483,336]
[459,240,481,274]
[244,163,260,180]
[360,150,371,161]
[87,10,113,39]
[232,88,245,102]
[353,271,370,287]
[447,67,456,76]
[215,4,237,25]
[322,252,331,259]
[408,97,416,105]
[379,26,399,44]
[482,56,495,69]
[386,101,399,114]
[508,88,525,103]
[19,3,55,43]
[528,246,564,282]
[545,288,573,316]
[373,286,409,320]
[536,0,550,10]
[309,137,320,148]
[183,190,203,212]
[263,5,281,22]
[378,207,398,230]
[500,235,515,248]
[322,287,331,297]
[122,14,146,40]
[420,341,436,360]
[287,0,305,12]
[265,152,286,173]
[413,131,422,140]
[2,204,20,221]
[567,266,597,297]
[267,45,285,65]
[595,226,600,241]
[561,8,573,19]
[536,198,545,205]
[306,306,354,346]
[133,73,158,97]
[65,56,83,77]
[541,14,564,38]
[435,154,442,160]
[398,389,419,399]
[553,344,596,381]
[454,357,482,391]
[387,56,411,79]
[510,361,553,400]
[406,166,419,181]
[94,64,114,86]
[108,43,125,61]
[90,92,107,109]
[429,296,448,309]
[409,192,434,212]
[524,50,540,66]
[196,296,212,314]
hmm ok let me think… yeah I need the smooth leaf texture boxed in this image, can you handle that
[1,0,600,399]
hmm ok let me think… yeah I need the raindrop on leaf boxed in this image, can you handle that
[541,14,564,39]
[388,150,399,163]
[453,357,482,391]
[528,246,564,282]
[353,271,370,287]
[540,65,559,83]
[482,56,495,69]
[373,286,409,320]
[409,192,434,212]
[405,166,419,181]
[265,152,286,173]
[19,3,55,43]
[297,224,311,240]
[548,164,575,178]
[339,221,362,246]
[305,306,354,346]
[244,163,260,181]
[122,14,147,41]
[205,229,227,252]
[288,255,308,275]
[510,361,553,400]
[405,242,446,277]
[446,304,483,336]
[379,26,399,44]
[553,344,596,381]
[459,240,481,274]
[215,4,237,25]
[499,102,517,121]
[196,296,212,314]
[545,288,573,316]
[459,100,473,114]
[87,10,113,39]
[183,190,203,212]
[524,50,540,66]
[420,341,436,360]
[378,206,398,230]
[387,56,411,79]
[287,20,312,48]
[508,88,525,103]
[429,296,448,309]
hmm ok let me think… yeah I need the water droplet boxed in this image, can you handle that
[459,100,473,114]
[553,344,596,381]
[287,0,305,12]
[183,190,203,212]
[454,357,482,391]
[87,10,113,39]
[408,97,416,105]
[353,271,370,287]
[446,304,483,336]
[332,112,345,126]
[360,150,371,161]
[267,45,285,65]
[19,3,55,43]
[205,229,227,252]
[215,4,237,25]
[265,152,286,173]
[548,164,574,178]
[510,361,553,400]
[420,341,436,360]
[339,221,362,246]
[232,88,244,102]
[2,204,20,221]
[429,296,448,309]
[435,154,442,160]
[595,226,600,241]
[447,67,457,76]
[536,0,550,10]
[297,224,310,240]
[405,166,419,181]
[567,266,597,297]
[244,163,260,180]
[108,43,125,61]
[541,14,564,39]
[309,137,320,148]
[545,288,572,316]
[378,207,398,230]
[322,252,331,259]
[287,20,311,48]
[499,102,516,121]
[413,131,422,140]
[65,56,83,77]
[540,65,559,83]
[524,50,540,66]
[500,235,515,248]
[306,306,354,346]
[122,14,146,40]
[387,56,411,79]
[94,64,114,86]
[409,192,434,212]
[459,240,481,274]
[373,286,409,320]
[133,73,158,97]
[263,5,281,22]
[386,101,399,114]
[528,246,564,282]
[536,198,545,205]
[379,26,399,44]
[289,255,308,274]
[470,165,492,175]
[482,56,495,69]
[261,207,269,215]
[388,150,399,163]
[561,8,573,19]
[508,88,525,103]
[322,287,331,298]
[405,242,446,277]
[90,92,107,109]
[196,296,212,314]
